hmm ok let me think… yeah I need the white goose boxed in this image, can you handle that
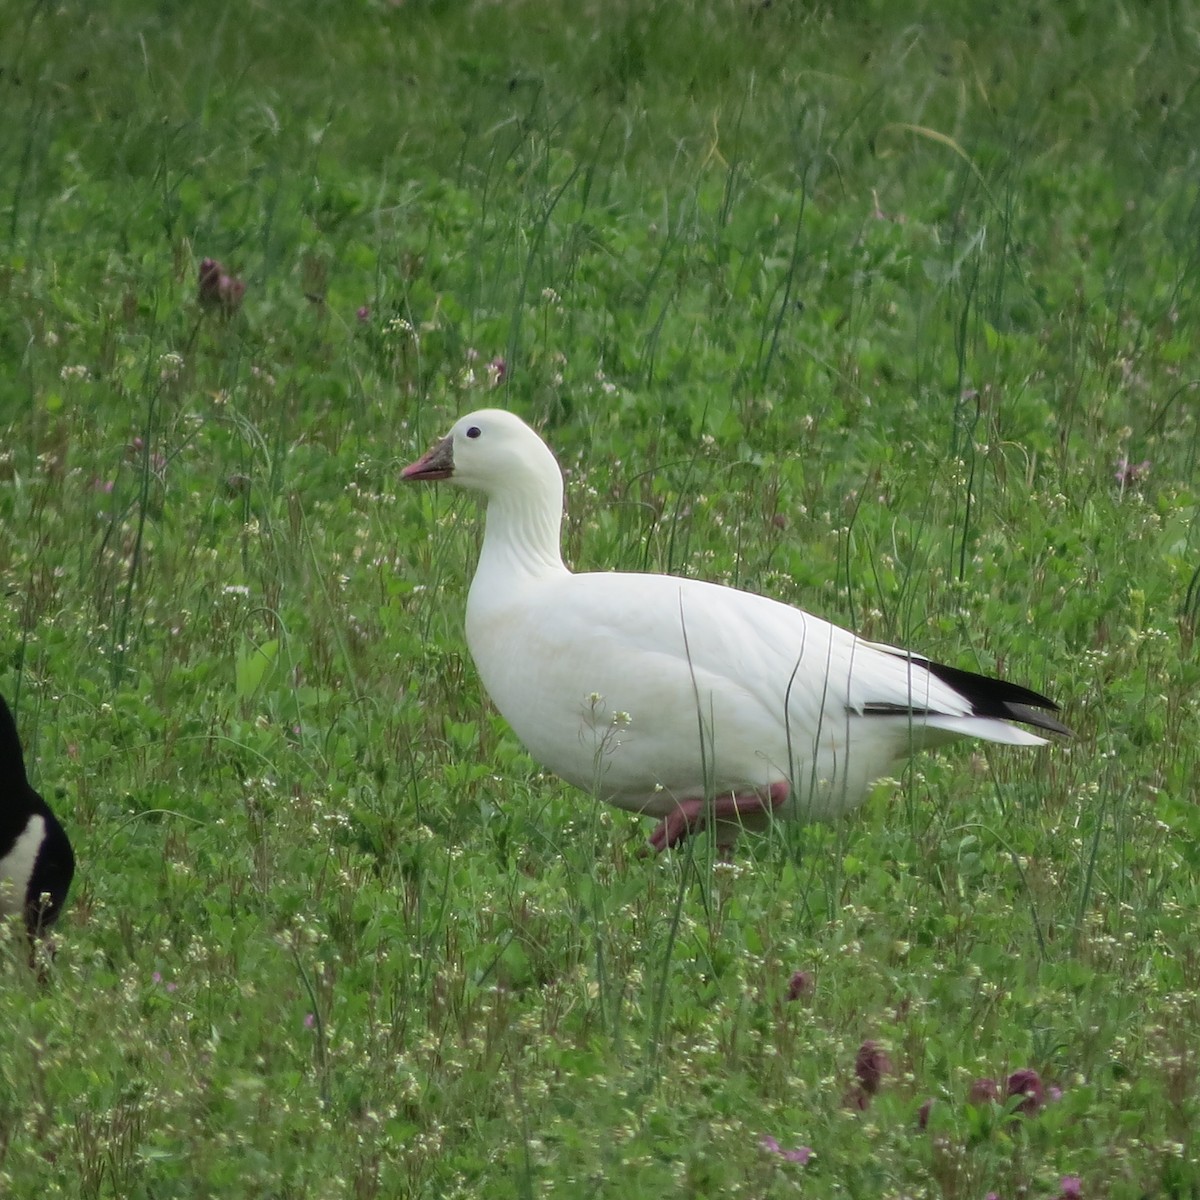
[403,410,1068,850]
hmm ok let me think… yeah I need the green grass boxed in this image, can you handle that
[2,0,1200,1195]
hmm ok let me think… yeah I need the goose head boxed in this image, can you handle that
[402,409,568,577]
[401,409,562,501]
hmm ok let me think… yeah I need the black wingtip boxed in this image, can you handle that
[1003,702,1073,738]
[922,659,1072,737]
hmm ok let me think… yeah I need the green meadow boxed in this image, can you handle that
[2,1,1199,1195]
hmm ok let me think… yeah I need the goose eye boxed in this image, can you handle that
[466,426,482,439]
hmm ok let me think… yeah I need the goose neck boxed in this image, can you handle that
[478,489,567,579]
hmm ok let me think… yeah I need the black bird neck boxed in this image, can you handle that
[0,695,50,835]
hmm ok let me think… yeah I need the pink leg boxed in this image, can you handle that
[647,780,789,853]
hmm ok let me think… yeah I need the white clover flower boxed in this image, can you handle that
[158,351,184,380]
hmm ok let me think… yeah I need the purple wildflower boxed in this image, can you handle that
[198,258,221,300]
[356,306,371,323]
[487,356,507,386]
[1060,1177,1082,1199]
[759,1135,812,1164]
[917,1098,934,1129]
[786,970,814,1001]
[1115,456,1150,487]
[198,257,245,315]
[968,1077,1001,1106]
[855,1040,890,1096]
[1005,1068,1045,1116]
[304,1013,316,1030]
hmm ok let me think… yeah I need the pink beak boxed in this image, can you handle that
[401,435,454,482]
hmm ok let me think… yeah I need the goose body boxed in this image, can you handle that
[403,410,1067,848]
[0,694,74,939]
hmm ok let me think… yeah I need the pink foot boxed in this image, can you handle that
[647,780,789,853]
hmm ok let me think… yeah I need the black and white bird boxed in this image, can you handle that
[0,693,75,940]
[403,410,1070,851]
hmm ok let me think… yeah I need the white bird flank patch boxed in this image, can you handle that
[0,814,46,917]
